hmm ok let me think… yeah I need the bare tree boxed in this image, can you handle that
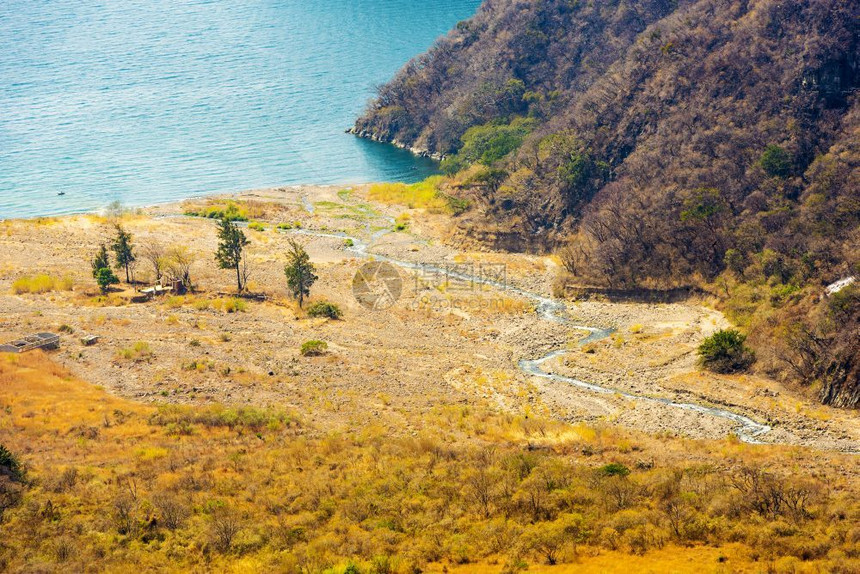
[165,246,196,292]
[141,240,167,285]
[152,493,189,530]
[209,505,242,552]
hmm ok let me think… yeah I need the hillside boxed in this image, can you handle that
[353,0,859,407]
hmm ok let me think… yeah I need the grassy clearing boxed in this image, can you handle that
[369,176,467,214]
[0,353,856,573]
[11,274,74,294]
[164,295,247,313]
[184,200,249,222]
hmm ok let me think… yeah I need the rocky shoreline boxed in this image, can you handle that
[346,126,445,161]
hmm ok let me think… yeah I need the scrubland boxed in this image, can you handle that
[0,185,858,572]
[1,351,858,573]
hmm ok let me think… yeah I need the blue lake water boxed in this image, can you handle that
[0,0,481,219]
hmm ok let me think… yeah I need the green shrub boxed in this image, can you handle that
[307,301,342,320]
[214,298,247,313]
[759,145,792,179]
[0,444,24,482]
[724,249,745,275]
[300,340,327,356]
[394,214,410,232]
[95,267,119,294]
[149,404,294,432]
[599,463,631,477]
[442,117,537,173]
[698,329,755,373]
[248,222,266,232]
[184,202,248,222]
[118,341,153,361]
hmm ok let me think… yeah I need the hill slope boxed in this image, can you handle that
[354,0,859,407]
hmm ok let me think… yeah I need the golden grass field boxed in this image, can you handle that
[1,351,858,573]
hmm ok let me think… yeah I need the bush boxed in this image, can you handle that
[184,202,248,222]
[369,176,451,212]
[599,463,631,477]
[118,341,153,362]
[444,117,537,169]
[307,301,342,319]
[0,444,24,482]
[759,145,792,179]
[95,267,119,294]
[301,340,327,356]
[211,297,247,313]
[149,404,295,432]
[394,214,410,231]
[698,329,755,373]
[248,222,266,232]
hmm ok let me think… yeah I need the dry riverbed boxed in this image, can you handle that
[0,185,856,452]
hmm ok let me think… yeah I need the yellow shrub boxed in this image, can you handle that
[212,297,247,313]
[369,176,450,212]
[117,341,153,361]
[11,274,73,294]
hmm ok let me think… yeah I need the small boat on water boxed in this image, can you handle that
[57,191,65,196]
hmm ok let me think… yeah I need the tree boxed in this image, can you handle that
[0,443,25,522]
[521,513,588,565]
[215,218,250,292]
[209,505,242,552]
[0,444,24,482]
[141,240,166,284]
[698,329,755,373]
[760,145,792,179]
[91,244,110,279]
[96,267,119,294]
[165,246,196,292]
[111,225,136,283]
[284,239,317,307]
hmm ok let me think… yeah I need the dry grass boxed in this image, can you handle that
[369,176,451,212]
[0,352,856,573]
[11,274,74,294]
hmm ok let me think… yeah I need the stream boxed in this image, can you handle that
[283,216,773,444]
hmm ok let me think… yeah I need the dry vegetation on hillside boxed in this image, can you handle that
[1,351,859,573]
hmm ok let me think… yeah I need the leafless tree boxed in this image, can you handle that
[141,240,167,285]
[209,505,242,552]
[165,246,196,292]
[152,494,189,530]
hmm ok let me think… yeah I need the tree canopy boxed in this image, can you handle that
[284,239,317,307]
[111,225,135,283]
[215,218,250,292]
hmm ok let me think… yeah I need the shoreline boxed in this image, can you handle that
[0,182,368,223]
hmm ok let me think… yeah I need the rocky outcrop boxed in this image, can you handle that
[346,127,445,161]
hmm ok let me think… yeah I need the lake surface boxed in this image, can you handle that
[0,0,481,219]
